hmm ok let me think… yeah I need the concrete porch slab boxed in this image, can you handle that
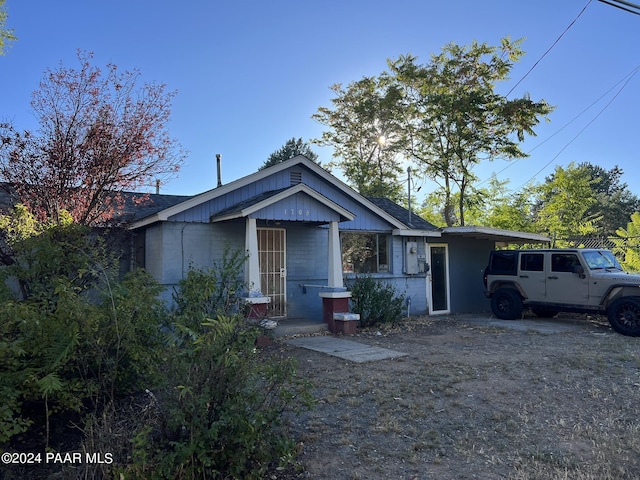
[285,336,408,363]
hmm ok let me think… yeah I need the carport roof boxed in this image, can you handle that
[442,226,551,245]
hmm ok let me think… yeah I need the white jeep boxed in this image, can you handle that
[484,248,640,336]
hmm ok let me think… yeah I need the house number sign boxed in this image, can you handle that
[284,208,311,218]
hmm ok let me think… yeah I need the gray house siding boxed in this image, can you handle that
[343,236,430,317]
[444,235,494,313]
[145,221,245,301]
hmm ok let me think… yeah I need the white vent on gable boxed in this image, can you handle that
[290,171,302,185]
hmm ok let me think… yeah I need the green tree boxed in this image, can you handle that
[613,212,640,272]
[485,186,536,233]
[0,0,16,55]
[531,162,599,242]
[389,38,554,226]
[259,137,319,170]
[580,163,640,236]
[313,76,406,202]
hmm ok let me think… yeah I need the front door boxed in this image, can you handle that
[258,228,287,317]
[428,244,450,314]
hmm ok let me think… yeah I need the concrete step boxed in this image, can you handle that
[273,318,328,337]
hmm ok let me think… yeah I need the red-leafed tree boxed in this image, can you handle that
[0,50,186,225]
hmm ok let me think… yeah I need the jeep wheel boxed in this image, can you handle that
[531,308,560,318]
[607,297,640,336]
[491,289,523,320]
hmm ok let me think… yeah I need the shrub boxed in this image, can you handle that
[349,275,405,328]
[172,246,248,327]
[121,314,311,479]
[0,214,167,447]
[80,261,311,480]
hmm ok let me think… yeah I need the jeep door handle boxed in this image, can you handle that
[548,276,558,280]
[519,275,529,278]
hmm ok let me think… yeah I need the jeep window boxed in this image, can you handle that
[520,253,543,272]
[551,253,581,273]
[582,250,623,271]
[489,251,517,275]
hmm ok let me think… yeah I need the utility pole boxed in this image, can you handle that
[407,166,412,225]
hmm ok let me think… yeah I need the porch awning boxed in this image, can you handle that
[442,226,551,245]
[210,183,355,224]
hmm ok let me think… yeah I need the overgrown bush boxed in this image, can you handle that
[117,315,310,479]
[113,265,312,479]
[0,268,167,446]
[172,246,247,328]
[0,209,166,446]
[1,213,310,479]
[349,275,405,328]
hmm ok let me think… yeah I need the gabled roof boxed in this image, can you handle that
[129,156,417,231]
[210,183,355,223]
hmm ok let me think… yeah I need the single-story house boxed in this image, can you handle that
[126,155,550,323]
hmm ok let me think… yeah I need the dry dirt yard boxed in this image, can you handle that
[274,313,640,480]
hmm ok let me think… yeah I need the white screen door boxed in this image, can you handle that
[258,228,286,317]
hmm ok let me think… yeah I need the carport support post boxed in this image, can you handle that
[319,221,352,333]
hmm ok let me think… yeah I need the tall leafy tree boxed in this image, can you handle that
[0,0,16,55]
[0,50,186,225]
[389,38,554,226]
[313,76,406,202]
[314,38,553,217]
[259,137,319,170]
[580,163,640,236]
[419,175,537,231]
[531,163,599,241]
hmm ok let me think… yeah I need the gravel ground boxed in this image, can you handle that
[274,313,640,479]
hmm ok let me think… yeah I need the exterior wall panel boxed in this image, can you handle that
[443,235,494,313]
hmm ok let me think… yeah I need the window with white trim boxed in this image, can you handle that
[341,232,389,274]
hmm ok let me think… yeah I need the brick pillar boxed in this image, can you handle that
[319,291,351,333]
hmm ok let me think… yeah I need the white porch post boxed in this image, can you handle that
[245,217,261,293]
[327,221,343,288]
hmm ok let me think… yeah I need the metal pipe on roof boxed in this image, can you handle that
[216,153,222,187]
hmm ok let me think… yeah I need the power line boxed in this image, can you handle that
[506,0,593,97]
[598,0,640,15]
[477,63,640,187]
[512,64,640,191]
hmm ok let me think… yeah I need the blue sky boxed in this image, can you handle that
[1,0,639,200]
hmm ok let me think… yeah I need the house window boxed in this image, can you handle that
[341,232,389,274]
